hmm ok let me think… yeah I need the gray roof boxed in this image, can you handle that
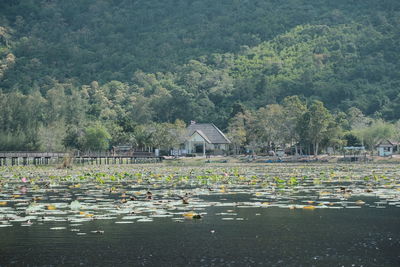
[376,140,399,147]
[187,123,231,144]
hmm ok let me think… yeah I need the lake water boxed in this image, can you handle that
[1,164,400,266]
[1,196,399,266]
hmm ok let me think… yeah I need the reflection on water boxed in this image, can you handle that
[0,163,400,266]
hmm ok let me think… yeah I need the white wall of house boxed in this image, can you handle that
[185,132,207,154]
[190,132,206,142]
[378,146,393,157]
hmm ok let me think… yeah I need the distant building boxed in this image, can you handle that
[376,140,398,157]
[184,123,231,156]
[111,145,133,156]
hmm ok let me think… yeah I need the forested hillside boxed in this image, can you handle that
[0,0,400,151]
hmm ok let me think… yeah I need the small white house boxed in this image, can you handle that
[376,140,398,157]
[184,123,231,156]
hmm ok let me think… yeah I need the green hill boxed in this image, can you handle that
[0,0,400,150]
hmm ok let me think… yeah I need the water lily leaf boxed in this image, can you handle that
[70,200,82,210]
[137,218,154,222]
[50,227,66,230]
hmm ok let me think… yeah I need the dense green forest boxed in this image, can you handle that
[0,0,400,152]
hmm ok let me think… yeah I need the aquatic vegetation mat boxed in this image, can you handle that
[0,163,399,232]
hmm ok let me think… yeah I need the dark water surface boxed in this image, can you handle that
[1,204,399,267]
[1,163,400,266]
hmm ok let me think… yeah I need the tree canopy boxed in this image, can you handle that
[1,0,400,152]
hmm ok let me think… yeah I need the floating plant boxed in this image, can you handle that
[0,163,399,232]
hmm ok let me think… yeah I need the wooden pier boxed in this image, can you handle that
[0,152,163,166]
[73,151,162,165]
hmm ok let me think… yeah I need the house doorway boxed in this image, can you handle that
[195,144,204,154]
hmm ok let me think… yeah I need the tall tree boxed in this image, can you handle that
[298,100,332,155]
[81,123,111,152]
[282,95,307,154]
[227,112,247,154]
